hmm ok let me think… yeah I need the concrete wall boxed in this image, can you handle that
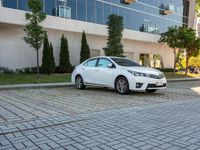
[0,7,174,70]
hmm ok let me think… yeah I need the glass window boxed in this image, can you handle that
[103,3,111,24]
[87,0,95,23]
[77,0,86,21]
[45,0,55,15]
[84,59,97,67]
[111,5,118,15]
[97,58,112,68]
[111,58,141,67]
[18,0,29,11]
[118,7,126,27]
[96,1,103,24]
[68,0,76,19]
[2,0,17,9]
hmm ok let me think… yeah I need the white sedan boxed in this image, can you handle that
[72,56,167,95]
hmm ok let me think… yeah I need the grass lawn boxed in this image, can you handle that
[164,72,200,79]
[0,74,71,85]
[0,72,199,85]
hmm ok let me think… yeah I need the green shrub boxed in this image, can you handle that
[59,34,72,73]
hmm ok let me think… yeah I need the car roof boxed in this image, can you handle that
[90,56,127,59]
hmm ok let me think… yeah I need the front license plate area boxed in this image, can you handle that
[156,81,163,86]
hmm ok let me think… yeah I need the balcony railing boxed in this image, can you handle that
[52,6,71,19]
[160,4,175,15]
[140,24,159,34]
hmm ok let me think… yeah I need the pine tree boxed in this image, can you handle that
[41,33,51,74]
[103,14,124,56]
[59,34,71,73]
[49,42,56,73]
[80,31,90,63]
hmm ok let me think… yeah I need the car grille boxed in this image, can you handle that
[147,83,167,88]
[148,74,165,79]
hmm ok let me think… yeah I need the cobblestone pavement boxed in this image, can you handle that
[0,81,200,150]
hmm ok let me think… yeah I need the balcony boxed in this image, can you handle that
[120,0,137,5]
[160,4,175,15]
[140,24,159,34]
[52,6,71,19]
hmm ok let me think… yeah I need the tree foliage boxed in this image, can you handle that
[159,26,200,75]
[182,55,200,68]
[59,34,71,73]
[103,14,124,56]
[24,0,46,78]
[42,33,51,74]
[159,26,181,72]
[80,31,90,63]
[49,42,56,73]
[196,0,200,17]
[178,26,200,74]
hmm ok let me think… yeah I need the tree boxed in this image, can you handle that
[159,26,181,72]
[59,34,71,73]
[41,33,51,74]
[24,0,46,78]
[80,31,90,63]
[103,14,124,56]
[49,42,56,73]
[178,26,200,75]
[182,55,200,68]
[196,0,200,17]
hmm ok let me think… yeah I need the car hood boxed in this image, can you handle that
[123,67,162,75]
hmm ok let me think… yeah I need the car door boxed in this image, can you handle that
[94,58,115,86]
[81,58,98,84]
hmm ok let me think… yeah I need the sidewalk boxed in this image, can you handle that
[0,78,200,90]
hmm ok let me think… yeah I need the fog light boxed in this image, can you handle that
[136,83,143,88]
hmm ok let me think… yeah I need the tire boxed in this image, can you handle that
[75,75,85,89]
[146,89,157,93]
[115,77,130,95]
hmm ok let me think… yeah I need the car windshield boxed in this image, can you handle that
[111,58,141,67]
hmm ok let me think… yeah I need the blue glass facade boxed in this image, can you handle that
[2,0,189,34]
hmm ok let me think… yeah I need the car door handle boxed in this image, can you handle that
[81,68,86,70]
[95,69,99,71]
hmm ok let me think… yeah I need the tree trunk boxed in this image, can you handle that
[36,49,40,79]
[173,48,176,76]
[185,53,189,75]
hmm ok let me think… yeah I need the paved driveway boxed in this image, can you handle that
[0,81,200,150]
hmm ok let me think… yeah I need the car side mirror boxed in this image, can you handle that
[107,63,114,68]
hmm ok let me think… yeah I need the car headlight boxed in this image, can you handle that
[128,70,148,77]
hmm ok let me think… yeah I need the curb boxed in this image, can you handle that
[167,78,200,82]
[0,78,200,90]
[0,82,74,90]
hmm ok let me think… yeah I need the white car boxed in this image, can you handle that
[72,56,167,95]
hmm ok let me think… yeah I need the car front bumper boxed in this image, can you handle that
[128,76,167,91]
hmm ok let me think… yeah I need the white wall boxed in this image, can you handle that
[0,24,174,69]
[0,7,174,70]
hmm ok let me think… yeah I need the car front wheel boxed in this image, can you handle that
[75,76,85,89]
[116,77,129,95]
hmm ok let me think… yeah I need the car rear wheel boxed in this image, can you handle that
[116,77,129,95]
[146,89,157,93]
[75,76,85,89]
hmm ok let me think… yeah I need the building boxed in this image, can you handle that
[0,0,196,70]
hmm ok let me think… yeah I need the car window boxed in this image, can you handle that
[111,58,141,67]
[84,59,97,67]
[97,58,112,68]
